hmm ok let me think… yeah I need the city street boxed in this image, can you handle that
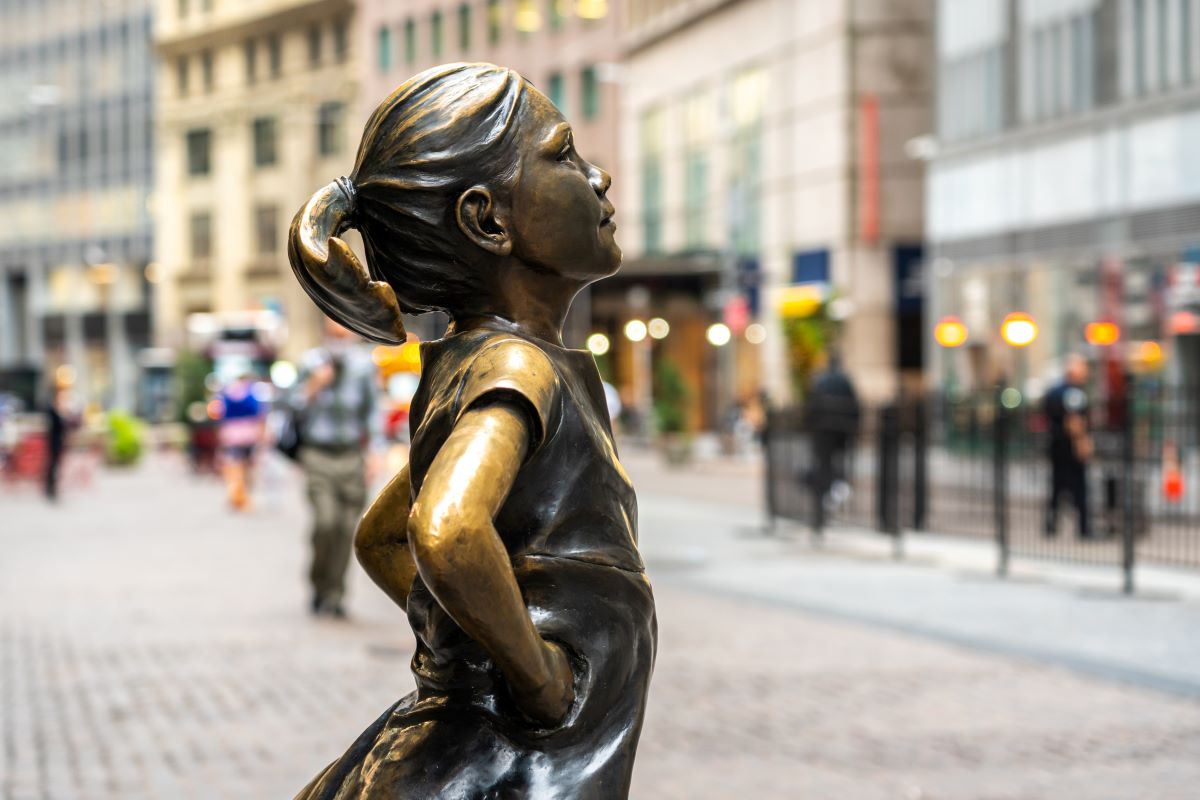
[2,448,1200,799]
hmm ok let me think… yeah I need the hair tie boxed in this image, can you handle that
[334,176,358,220]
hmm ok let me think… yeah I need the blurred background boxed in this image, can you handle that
[1,1,1199,798]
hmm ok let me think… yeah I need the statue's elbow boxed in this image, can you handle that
[408,504,486,576]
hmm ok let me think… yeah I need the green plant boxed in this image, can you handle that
[653,357,691,435]
[174,350,213,424]
[781,301,840,401]
[106,410,145,466]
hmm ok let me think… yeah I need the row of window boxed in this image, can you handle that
[184,103,345,177]
[176,19,348,98]
[377,0,605,71]
[187,203,281,265]
[176,0,214,20]
[939,0,1200,143]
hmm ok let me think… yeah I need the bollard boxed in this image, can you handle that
[994,386,1010,578]
[1121,373,1136,594]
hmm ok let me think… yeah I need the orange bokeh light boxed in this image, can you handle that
[1000,312,1038,347]
[1136,340,1165,366]
[1084,321,1121,346]
[933,316,969,348]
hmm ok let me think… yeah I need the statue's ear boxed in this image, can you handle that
[455,186,513,257]
[287,180,406,344]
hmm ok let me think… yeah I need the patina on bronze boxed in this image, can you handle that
[287,63,656,799]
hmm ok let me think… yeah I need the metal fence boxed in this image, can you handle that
[765,380,1200,592]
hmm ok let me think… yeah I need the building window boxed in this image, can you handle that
[547,72,565,112]
[432,11,444,57]
[488,0,502,44]
[516,0,541,32]
[1183,0,1194,83]
[640,108,664,255]
[200,49,214,92]
[190,211,213,261]
[1134,0,1147,94]
[318,102,344,156]
[268,34,282,78]
[333,18,349,63]
[459,3,471,51]
[308,25,322,67]
[683,91,710,249]
[1157,0,1170,87]
[176,56,189,97]
[730,68,765,256]
[550,0,568,30]
[255,205,279,256]
[185,128,211,176]
[405,19,417,64]
[252,117,277,167]
[378,25,392,71]
[244,39,257,84]
[580,65,599,119]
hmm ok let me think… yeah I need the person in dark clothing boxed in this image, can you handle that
[805,351,861,532]
[44,383,70,502]
[1043,354,1094,539]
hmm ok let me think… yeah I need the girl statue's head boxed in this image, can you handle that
[288,62,619,344]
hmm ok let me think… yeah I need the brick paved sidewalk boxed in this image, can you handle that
[2,454,1198,799]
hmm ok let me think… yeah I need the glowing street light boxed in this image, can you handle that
[623,319,647,342]
[1000,312,1038,347]
[745,322,766,344]
[933,315,969,348]
[1084,321,1120,346]
[706,322,732,347]
[648,317,670,340]
[586,332,611,356]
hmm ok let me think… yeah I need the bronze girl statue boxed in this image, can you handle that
[288,64,656,799]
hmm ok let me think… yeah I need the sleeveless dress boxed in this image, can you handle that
[295,328,657,800]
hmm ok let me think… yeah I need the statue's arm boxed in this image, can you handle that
[354,463,416,611]
[408,400,573,726]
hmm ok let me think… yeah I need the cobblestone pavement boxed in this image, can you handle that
[2,452,1199,799]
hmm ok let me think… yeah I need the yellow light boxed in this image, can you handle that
[933,315,969,348]
[399,341,422,370]
[1084,321,1120,346]
[778,284,824,318]
[624,319,647,342]
[515,0,542,31]
[706,323,732,347]
[1137,340,1165,366]
[144,262,162,284]
[87,262,118,285]
[648,318,670,339]
[1000,312,1038,348]
[54,364,76,387]
[576,0,608,20]
[745,323,766,344]
[587,333,610,356]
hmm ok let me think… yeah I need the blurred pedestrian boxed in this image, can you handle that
[43,380,73,502]
[216,373,266,511]
[290,318,383,618]
[1043,354,1094,539]
[805,351,860,531]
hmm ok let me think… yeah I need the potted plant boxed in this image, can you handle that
[654,357,692,466]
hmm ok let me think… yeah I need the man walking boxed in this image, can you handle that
[291,319,383,617]
[805,351,861,533]
[1043,354,1094,539]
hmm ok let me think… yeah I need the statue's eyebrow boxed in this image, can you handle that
[540,122,571,152]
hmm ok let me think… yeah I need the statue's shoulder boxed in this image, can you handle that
[450,332,561,444]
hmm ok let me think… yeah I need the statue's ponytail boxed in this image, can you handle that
[287,177,407,344]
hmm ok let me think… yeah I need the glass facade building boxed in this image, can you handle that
[0,0,156,411]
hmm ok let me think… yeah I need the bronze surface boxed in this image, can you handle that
[288,63,654,799]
